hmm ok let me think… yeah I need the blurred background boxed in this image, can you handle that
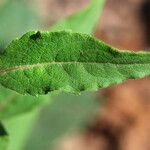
[0,0,150,150]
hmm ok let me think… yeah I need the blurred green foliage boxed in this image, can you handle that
[0,0,40,50]
[2,109,39,150]
[50,0,104,34]
[23,92,99,150]
[0,123,8,150]
[0,86,51,120]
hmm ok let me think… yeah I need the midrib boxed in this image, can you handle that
[0,61,148,74]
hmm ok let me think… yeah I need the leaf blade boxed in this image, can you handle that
[0,31,150,95]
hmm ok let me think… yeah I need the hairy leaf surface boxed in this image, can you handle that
[50,0,104,34]
[0,31,150,96]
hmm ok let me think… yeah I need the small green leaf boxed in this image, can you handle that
[0,85,51,119]
[0,31,150,96]
[0,123,8,150]
[50,0,105,34]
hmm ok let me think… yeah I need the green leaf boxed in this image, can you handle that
[0,31,150,96]
[0,0,50,120]
[0,0,40,50]
[0,85,51,119]
[2,109,39,150]
[0,123,8,150]
[50,0,105,34]
[23,92,99,150]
